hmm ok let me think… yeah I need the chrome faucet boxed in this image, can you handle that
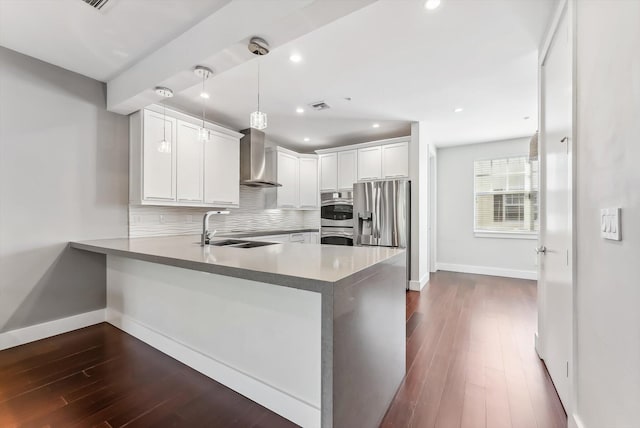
[201,210,230,246]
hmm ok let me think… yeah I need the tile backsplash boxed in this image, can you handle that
[129,187,320,238]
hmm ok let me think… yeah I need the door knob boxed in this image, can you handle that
[535,246,547,254]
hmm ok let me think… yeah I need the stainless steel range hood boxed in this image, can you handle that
[239,128,282,188]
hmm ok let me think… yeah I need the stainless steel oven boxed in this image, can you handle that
[321,191,353,245]
[320,191,353,228]
[320,227,354,246]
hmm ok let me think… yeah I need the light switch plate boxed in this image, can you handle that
[600,208,621,241]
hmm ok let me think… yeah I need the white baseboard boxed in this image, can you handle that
[409,273,429,291]
[105,309,320,428]
[0,309,106,351]
[436,262,537,280]
[534,332,543,359]
[570,413,585,428]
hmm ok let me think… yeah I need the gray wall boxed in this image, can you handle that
[574,1,640,426]
[436,137,537,277]
[0,46,129,332]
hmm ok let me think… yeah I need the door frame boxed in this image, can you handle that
[536,0,578,424]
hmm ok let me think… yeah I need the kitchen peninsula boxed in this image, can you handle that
[71,235,406,428]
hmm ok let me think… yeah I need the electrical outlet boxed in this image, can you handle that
[600,208,621,241]
[159,215,165,224]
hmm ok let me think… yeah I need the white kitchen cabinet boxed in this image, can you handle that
[249,234,290,243]
[141,109,177,201]
[299,156,319,209]
[337,150,357,190]
[204,133,240,208]
[289,232,306,243]
[276,151,299,208]
[381,141,409,178]
[130,106,242,207]
[306,232,320,244]
[176,120,204,203]
[319,153,338,191]
[357,146,382,181]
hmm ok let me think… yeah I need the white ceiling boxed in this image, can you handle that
[0,0,230,82]
[0,0,555,151]
[167,0,555,150]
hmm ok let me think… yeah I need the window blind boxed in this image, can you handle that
[474,156,539,234]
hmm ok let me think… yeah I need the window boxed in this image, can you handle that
[474,156,539,234]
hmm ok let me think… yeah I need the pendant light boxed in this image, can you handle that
[194,65,213,142]
[248,37,269,130]
[154,86,174,154]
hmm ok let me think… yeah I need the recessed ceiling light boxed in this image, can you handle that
[200,92,210,99]
[296,107,304,114]
[372,123,380,128]
[289,54,302,63]
[454,107,464,113]
[424,0,441,10]
[303,137,310,142]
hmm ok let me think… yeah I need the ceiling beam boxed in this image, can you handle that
[107,0,376,115]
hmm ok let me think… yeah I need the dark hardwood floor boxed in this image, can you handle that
[0,323,296,428]
[0,272,566,428]
[382,271,567,428]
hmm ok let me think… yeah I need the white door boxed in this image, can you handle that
[539,5,572,410]
[319,153,337,191]
[381,142,409,178]
[176,120,203,203]
[203,133,240,207]
[299,157,319,208]
[277,151,299,208]
[143,110,176,201]
[357,146,382,181]
[337,150,357,190]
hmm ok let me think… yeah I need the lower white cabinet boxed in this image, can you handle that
[249,234,291,243]
[130,106,242,207]
[246,232,320,244]
[204,133,240,207]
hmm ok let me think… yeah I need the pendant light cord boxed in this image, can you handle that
[257,60,261,112]
[201,73,206,128]
[162,100,166,141]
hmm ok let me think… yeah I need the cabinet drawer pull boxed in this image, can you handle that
[211,201,234,205]
[384,174,407,178]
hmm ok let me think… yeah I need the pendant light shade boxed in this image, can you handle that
[154,86,174,154]
[248,37,269,130]
[194,65,213,142]
[250,111,267,130]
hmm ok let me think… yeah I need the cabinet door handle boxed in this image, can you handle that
[211,201,235,205]
[385,174,406,178]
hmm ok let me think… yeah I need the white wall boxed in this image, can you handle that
[0,47,129,332]
[573,2,640,427]
[436,137,537,279]
[409,122,430,290]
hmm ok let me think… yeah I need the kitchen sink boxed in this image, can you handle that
[205,239,278,248]
[209,239,246,246]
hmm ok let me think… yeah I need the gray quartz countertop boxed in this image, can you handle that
[70,235,404,286]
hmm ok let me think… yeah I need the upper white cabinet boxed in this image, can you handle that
[357,146,382,181]
[131,106,242,207]
[299,156,319,208]
[142,109,176,201]
[381,141,409,178]
[176,121,203,203]
[337,150,357,190]
[316,138,410,188]
[204,133,240,207]
[267,148,319,209]
[319,153,338,192]
[276,151,299,208]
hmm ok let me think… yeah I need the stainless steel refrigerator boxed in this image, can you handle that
[353,179,410,288]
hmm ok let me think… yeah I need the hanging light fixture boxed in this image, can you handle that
[194,65,213,142]
[248,37,269,130]
[154,86,174,154]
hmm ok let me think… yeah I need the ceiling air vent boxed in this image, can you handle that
[309,101,331,111]
[82,0,111,10]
